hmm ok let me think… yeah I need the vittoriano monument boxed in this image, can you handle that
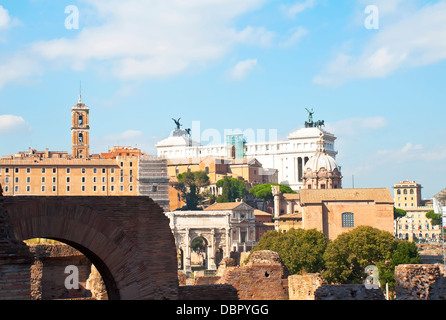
[172,118,191,137]
[305,108,325,128]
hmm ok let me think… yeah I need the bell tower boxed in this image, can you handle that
[71,93,90,158]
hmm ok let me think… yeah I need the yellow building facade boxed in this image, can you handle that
[393,180,422,209]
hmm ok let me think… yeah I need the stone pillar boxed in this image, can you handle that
[184,229,192,275]
[208,229,217,271]
[225,228,231,258]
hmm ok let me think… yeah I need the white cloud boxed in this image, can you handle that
[314,1,446,86]
[0,115,30,133]
[279,26,308,48]
[325,116,387,137]
[91,129,158,154]
[0,53,42,89]
[0,0,269,84]
[0,5,20,31]
[228,59,258,80]
[281,0,316,19]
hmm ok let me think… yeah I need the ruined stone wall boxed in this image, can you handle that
[394,264,446,300]
[29,243,97,300]
[288,273,327,300]
[178,285,238,300]
[216,251,289,300]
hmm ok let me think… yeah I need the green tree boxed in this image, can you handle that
[249,183,296,202]
[174,171,210,210]
[394,207,407,219]
[252,228,327,275]
[426,210,442,226]
[215,177,247,203]
[323,226,397,284]
[378,240,422,291]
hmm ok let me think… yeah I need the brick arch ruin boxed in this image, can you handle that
[0,196,179,300]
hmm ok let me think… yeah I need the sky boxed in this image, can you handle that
[0,0,445,199]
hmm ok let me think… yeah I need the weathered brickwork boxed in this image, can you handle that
[216,251,289,300]
[29,243,102,300]
[0,196,179,300]
[394,264,446,300]
[288,273,327,300]
[178,285,238,300]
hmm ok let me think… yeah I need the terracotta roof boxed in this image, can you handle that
[277,212,302,220]
[204,202,253,211]
[283,193,300,200]
[299,188,394,204]
[254,209,272,216]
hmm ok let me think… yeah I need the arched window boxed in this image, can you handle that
[342,212,355,228]
[403,189,407,195]
[410,189,414,194]
[397,189,401,195]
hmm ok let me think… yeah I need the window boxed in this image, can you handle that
[41,177,45,183]
[52,168,56,174]
[66,168,71,174]
[110,168,115,174]
[27,186,30,192]
[81,177,85,183]
[152,185,158,192]
[15,177,19,183]
[26,168,30,173]
[93,168,97,174]
[27,177,31,183]
[41,186,45,192]
[5,168,9,173]
[15,168,19,173]
[342,212,355,228]
[41,168,45,174]
[81,186,85,192]
[82,168,86,174]
[66,186,70,192]
[102,168,106,174]
[52,186,56,192]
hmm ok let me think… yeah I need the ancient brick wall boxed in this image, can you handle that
[29,243,98,300]
[288,273,327,300]
[0,196,179,300]
[394,264,446,300]
[178,285,238,300]
[216,250,289,300]
[314,284,385,300]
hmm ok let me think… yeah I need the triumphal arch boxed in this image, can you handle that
[165,202,257,274]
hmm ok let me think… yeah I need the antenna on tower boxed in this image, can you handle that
[78,80,82,103]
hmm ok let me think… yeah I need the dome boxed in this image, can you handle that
[303,151,339,173]
[302,132,342,189]
[303,132,340,173]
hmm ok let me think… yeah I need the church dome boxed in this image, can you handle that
[302,133,342,189]
[303,149,339,173]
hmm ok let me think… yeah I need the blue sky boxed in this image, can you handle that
[0,0,445,198]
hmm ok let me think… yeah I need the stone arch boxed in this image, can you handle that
[0,196,178,300]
